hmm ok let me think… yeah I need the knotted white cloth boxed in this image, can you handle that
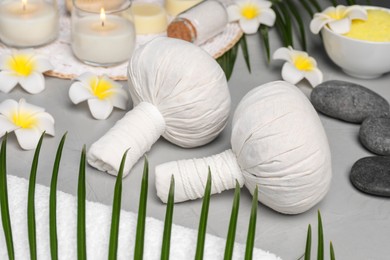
[155,81,332,214]
[88,37,231,176]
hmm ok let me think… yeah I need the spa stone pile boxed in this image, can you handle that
[311,80,390,197]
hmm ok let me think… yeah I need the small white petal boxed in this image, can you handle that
[273,47,293,63]
[18,98,45,115]
[76,72,97,84]
[239,18,261,34]
[14,128,42,150]
[108,89,128,110]
[256,0,272,9]
[304,68,323,87]
[0,53,13,70]
[0,99,18,118]
[33,56,54,72]
[281,62,304,85]
[87,99,114,120]
[36,113,55,136]
[227,5,241,22]
[69,81,94,104]
[0,71,19,93]
[19,73,45,94]
[328,18,351,34]
[345,5,367,20]
[0,116,18,137]
[258,8,276,27]
[310,15,332,34]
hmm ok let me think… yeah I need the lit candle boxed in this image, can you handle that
[0,0,59,47]
[71,7,135,66]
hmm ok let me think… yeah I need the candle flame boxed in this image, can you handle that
[100,7,106,27]
[22,0,27,11]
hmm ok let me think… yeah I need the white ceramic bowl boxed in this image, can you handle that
[321,6,390,79]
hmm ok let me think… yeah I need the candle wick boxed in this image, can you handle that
[102,21,105,27]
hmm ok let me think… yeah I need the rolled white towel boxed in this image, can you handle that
[0,175,281,260]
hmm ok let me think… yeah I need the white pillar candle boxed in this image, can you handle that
[71,8,135,66]
[0,0,59,47]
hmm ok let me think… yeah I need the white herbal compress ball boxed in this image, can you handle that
[87,37,231,176]
[156,81,332,214]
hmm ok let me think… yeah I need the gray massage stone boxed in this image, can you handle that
[311,80,389,123]
[360,117,390,155]
[350,156,390,197]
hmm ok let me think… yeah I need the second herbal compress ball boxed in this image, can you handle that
[156,81,332,214]
[87,37,231,176]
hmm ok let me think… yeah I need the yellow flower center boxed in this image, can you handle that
[293,55,314,71]
[241,4,259,19]
[12,111,37,129]
[8,54,36,76]
[90,77,114,99]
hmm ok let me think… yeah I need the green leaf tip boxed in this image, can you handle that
[161,175,175,260]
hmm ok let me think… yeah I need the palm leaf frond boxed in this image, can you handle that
[217,41,239,81]
[0,134,14,260]
[108,150,128,260]
[307,0,322,12]
[330,241,335,260]
[304,224,312,260]
[259,25,271,63]
[27,133,45,260]
[134,158,149,259]
[240,35,251,73]
[298,0,315,17]
[286,0,307,51]
[245,185,258,259]
[277,3,294,47]
[317,211,324,260]
[161,175,175,260]
[195,168,212,260]
[49,133,67,260]
[224,181,241,260]
[77,145,87,260]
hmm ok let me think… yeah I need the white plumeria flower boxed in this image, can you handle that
[0,99,55,150]
[273,46,323,87]
[310,5,367,34]
[227,0,276,34]
[0,49,53,94]
[69,72,128,120]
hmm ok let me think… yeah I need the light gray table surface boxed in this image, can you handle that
[1,2,390,259]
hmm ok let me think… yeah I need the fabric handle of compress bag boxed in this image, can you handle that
[155,149,246,203]
[87,102,166,177]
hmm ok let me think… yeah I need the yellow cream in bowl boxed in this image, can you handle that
[344,9,390,42]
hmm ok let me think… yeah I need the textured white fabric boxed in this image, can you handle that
[0,0,242,80]
[87,102,166,176]
[128,37,231,148]
[0,175,282,260]
[156,149,245,203]
[155,81,332,214]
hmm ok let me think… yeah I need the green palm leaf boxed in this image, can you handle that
[259,25,271,63]
[224,181,240,260]
[278,3,294,47]
[108,150,128,260]
[27,133,45,260]
[273,6,290,47]
[346,0,356,5]
[317,211,324,260]
[245,185,258,260]
[330,241,335,260]
[134,158,149,260]
[161,175,175,260]
[217,41,239,81]
[286,0,307,51]
[240,35,251,73]
[304,224,312,260]
[307,0,321,12]
[77,146,87,260]
[49,133,67,260]
[0,134,14,260]
[298,0,314,17]
[195,169,212,260]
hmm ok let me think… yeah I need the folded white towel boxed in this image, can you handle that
[0,175,281,260]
